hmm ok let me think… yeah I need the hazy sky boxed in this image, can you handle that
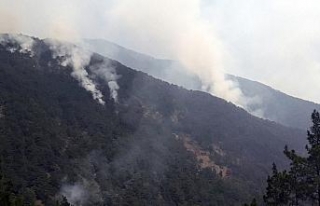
[204,0,320,103]
[1,0,320,103]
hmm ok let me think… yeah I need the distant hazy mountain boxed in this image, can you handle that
[233,76,320,130]
[85,39,320,130]
[0,34,307,205]
[84,39,202,91]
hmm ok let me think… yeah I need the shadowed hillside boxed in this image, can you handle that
[85,39,320,130]
[0,34,306,205]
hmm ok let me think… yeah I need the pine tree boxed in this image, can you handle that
[263,163,291,205]
[263,110,320,206]
[305,110,320,205]
[283,146,308,205]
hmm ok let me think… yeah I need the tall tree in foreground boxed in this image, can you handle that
[263,110,320,206]
[305,110,320,205]
[263,163,291,205]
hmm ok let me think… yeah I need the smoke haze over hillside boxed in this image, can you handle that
[0,0,319,104]
[0,0,251,109]
[204,0,320,103]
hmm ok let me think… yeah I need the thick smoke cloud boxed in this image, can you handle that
[0,0,251,108]
[60,183,88,206]
[0,0,92,41]
[104,0,248,107]
[60,177,103,205]
[0,0,122,105]
[206,0,320,103]
[89,61,120,102]
[46,39,106,104]
[0,33,121,104]
[0,34,34,55]
[1,0,320,103]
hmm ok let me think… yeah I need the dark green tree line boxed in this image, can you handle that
[263,110,320,205]
[0,157,25,206]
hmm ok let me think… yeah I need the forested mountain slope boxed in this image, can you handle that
[232,76,320,130]
[85,39,320,130]
[0,34,306,205]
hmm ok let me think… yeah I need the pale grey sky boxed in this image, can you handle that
[204,0,320,103]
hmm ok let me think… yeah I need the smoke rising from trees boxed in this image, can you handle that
[0,0,254,109]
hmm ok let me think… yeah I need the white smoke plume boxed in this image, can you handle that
[0,0,250,108]
[60,178,103,206]
[0,34,35,56]
[0,0,121,105]
[1,0,320,104]
[0,32,121,104]
[61,183,87,206]
[243,95,265,118]
[46,40,120,103]
[0,33,121,104]
[104,0,248,107]
[45,39,106,105]
[59,154,105,206]
[89,61,120,102]
[108,81,120,101]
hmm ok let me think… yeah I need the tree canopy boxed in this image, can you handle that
[262,110,320,206]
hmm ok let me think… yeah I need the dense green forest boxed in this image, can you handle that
[0,35,310,205]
